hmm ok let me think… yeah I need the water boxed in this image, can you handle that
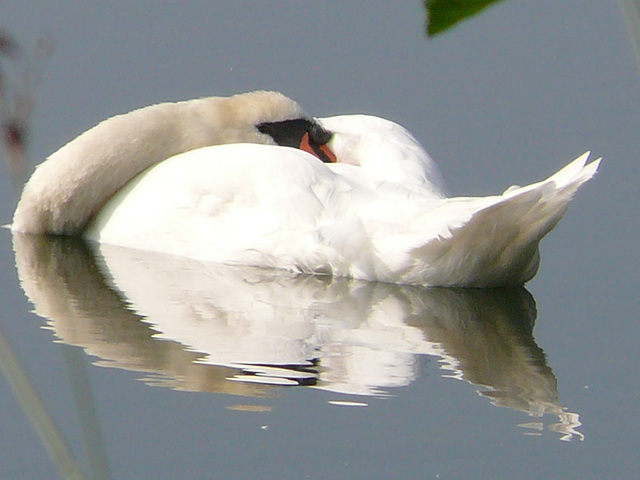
[1,1,639,479]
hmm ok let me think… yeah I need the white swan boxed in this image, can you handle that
[11,91,600,287]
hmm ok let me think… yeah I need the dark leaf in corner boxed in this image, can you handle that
[425,0,506,37]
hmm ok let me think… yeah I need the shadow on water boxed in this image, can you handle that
[5,231,586,476]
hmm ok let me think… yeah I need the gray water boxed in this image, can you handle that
[1,1,639,479]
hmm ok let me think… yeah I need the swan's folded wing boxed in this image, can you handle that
[406,153,600,287]
[85,144,352,271]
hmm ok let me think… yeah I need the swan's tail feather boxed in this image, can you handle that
[546,151,591,184]
[411,152,600,287]
[547,151,600,187]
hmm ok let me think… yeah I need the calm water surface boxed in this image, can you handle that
[1,1,639,479]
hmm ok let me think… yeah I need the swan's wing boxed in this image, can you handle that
[86,144,353,271]
[404,153,601,287]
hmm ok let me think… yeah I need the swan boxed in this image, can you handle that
[11,90,600,287]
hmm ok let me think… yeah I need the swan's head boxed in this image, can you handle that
[223,91,337,163]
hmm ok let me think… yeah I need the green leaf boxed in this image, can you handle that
[425,0,506,37]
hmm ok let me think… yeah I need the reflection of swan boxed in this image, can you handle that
[12,91,598,286]
[14,232,583,440]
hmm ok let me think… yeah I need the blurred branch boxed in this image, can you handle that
[619,0,640,71]
[0,326,86,479]
[0,28,53,189]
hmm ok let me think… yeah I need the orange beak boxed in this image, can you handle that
[299,132,337,164]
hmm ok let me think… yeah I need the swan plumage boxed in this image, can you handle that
[11,91,600,287]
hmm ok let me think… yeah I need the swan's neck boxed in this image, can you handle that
[12,91,304,234]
